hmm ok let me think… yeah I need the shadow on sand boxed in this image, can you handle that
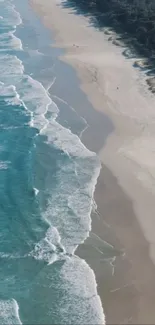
[59,0,155,93]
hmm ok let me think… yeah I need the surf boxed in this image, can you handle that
[0,0,105,323]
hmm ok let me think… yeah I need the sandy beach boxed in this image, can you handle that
[30,0,155,323]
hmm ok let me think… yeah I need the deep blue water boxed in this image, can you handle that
[0,0,105,324]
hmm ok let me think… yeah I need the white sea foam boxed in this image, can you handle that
[0,54,24,85]
[17,75,58,131]
[0,160,10,169]
[0,252,25,259]
[34,109,101,253]
[59,256,105,324]
[33,187,39,196]
[45,117,98,158]
[3,3,22,27]
[15,44,101,257]
[0,0,23,55]
[43,158,100,254]
[0,0,105,322]
[19,61,104,324]
[0,31,23,51]
[29,226,65,264]
[0,1,23,88]
[0,3,21,44]
[0,82,22,106]
[0,299,22,324]
[20,75,52,115]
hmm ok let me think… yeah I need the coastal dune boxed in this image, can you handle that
[31,0,155,323]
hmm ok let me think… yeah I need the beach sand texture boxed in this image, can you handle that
[31,0,155,323]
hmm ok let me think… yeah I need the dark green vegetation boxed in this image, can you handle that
[63,0,155,61]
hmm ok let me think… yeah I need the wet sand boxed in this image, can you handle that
[30,0,155,323]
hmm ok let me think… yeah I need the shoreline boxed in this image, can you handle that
[30,0,155,323]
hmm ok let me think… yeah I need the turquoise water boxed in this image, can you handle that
[0,0,105,323]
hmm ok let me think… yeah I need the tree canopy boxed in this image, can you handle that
[66,0,155,58]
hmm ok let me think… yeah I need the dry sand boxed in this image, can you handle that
[30,0,155,323]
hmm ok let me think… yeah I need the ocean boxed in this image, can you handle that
[0,0,105,323]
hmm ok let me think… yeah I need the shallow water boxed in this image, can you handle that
[0,0,105,323]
